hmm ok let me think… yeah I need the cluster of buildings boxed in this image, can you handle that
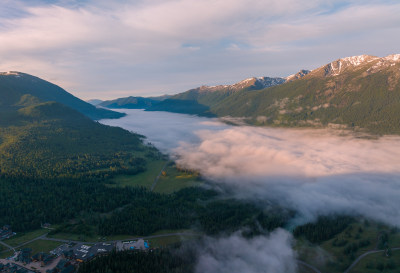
[0,262,34,273]
[0,225,15,240]
[1,239,150,273]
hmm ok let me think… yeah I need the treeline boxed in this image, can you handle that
[97,187,289,236]
[0,178,289,235]
[0,102,162,180]
[0,177,153,231]
[78,249,196,273]
[293,215,354,243]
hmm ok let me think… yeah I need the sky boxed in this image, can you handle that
[1,0,400,99]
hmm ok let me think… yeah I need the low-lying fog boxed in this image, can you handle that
[101,109,400,272]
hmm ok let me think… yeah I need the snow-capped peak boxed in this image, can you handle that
[341,55,378,66]
[383,54,400,62]
[1,71,21,76]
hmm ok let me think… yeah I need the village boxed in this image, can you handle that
[0,225,151,273]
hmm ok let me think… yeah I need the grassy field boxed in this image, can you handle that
[106,160,166,189]
[3,229,48,247]
[106,160,202,194]
[47,232,100,242]
[148,234,200,248]
[17,240,63,255]
[0,250,13,259]
[351,249,400,273]
[296,220,400,273]
[153,164,201,194]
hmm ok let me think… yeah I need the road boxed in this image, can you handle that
[343,247,400,273]
[297,260,322,273]
[5,229,399,273]
[41,232,200,245]
[150,161,168,191]
[0,240,15,253]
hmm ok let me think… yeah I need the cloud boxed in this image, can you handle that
[1,0,400,98]
[102,109,400,227]
[174,126,400,226]
[195,229,297,273]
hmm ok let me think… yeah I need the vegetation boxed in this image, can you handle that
[0,72,122,120]
[146,59,400,134]
[352,250,400,273]
[99,95,169,109]
[97,187,289,236]
[0,101,160,180]
[293,215,354,243]
[78,248,196,273]
[296,219,400,273]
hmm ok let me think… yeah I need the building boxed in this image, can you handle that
[0,225,15,240]
[116,239,150,251]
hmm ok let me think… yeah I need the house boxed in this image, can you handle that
[0,225,14,240]
[16,249,32,264]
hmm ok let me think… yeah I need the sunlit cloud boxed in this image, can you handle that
[1,0,399,98]
[102,110,400,227]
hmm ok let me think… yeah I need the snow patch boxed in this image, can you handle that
[383,54,400,62]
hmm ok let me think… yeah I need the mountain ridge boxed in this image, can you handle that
[146,53,400,134]
[0,71,123,120]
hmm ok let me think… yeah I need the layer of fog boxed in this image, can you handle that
[194,229,297,273]
[101,109,400,227]
[100,109,229,153]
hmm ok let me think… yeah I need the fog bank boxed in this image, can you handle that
[101,110,400,226]
[195,229,297,273]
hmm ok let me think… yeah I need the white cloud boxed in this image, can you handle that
[195,229,297,273]
[102,110,400,227]
[1,0,400,98]
[174,126,400,226]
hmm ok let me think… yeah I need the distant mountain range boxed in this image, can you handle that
[100,54,400,134]
[97,95,171,109]
[0,71,122,120]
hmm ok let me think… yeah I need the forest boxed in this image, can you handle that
[78,248,196,273]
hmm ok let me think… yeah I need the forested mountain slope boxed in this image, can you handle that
[0,71,123,120]
[99,95,170,109]
[0,72,158,180]
[148,54,400,134]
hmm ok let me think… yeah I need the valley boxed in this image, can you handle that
[1,55,400,273]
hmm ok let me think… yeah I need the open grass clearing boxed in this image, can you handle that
[153,164,202,194]
[46,232,99,242]
[3,229,48,247]
[296,219,400,273]
[17,240,63,255]
[0,250,13,259]
[148,234,200,248]
[350,249,400,273]
[106,160,167,189]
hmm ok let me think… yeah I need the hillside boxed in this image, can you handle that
[99,95,170,109]
[146,74,307,115]
[148,54,400,134]
[0,101,159,180]
[0,71,123,120]
[0,73,160,180]
[211,54,400,134]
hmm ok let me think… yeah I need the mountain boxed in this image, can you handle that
[147,54,400,134]
[0,72,158,180]
[0,71,123,120]
[87,99,104,106]
[146,72,309,115]
[99,95,171,109]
